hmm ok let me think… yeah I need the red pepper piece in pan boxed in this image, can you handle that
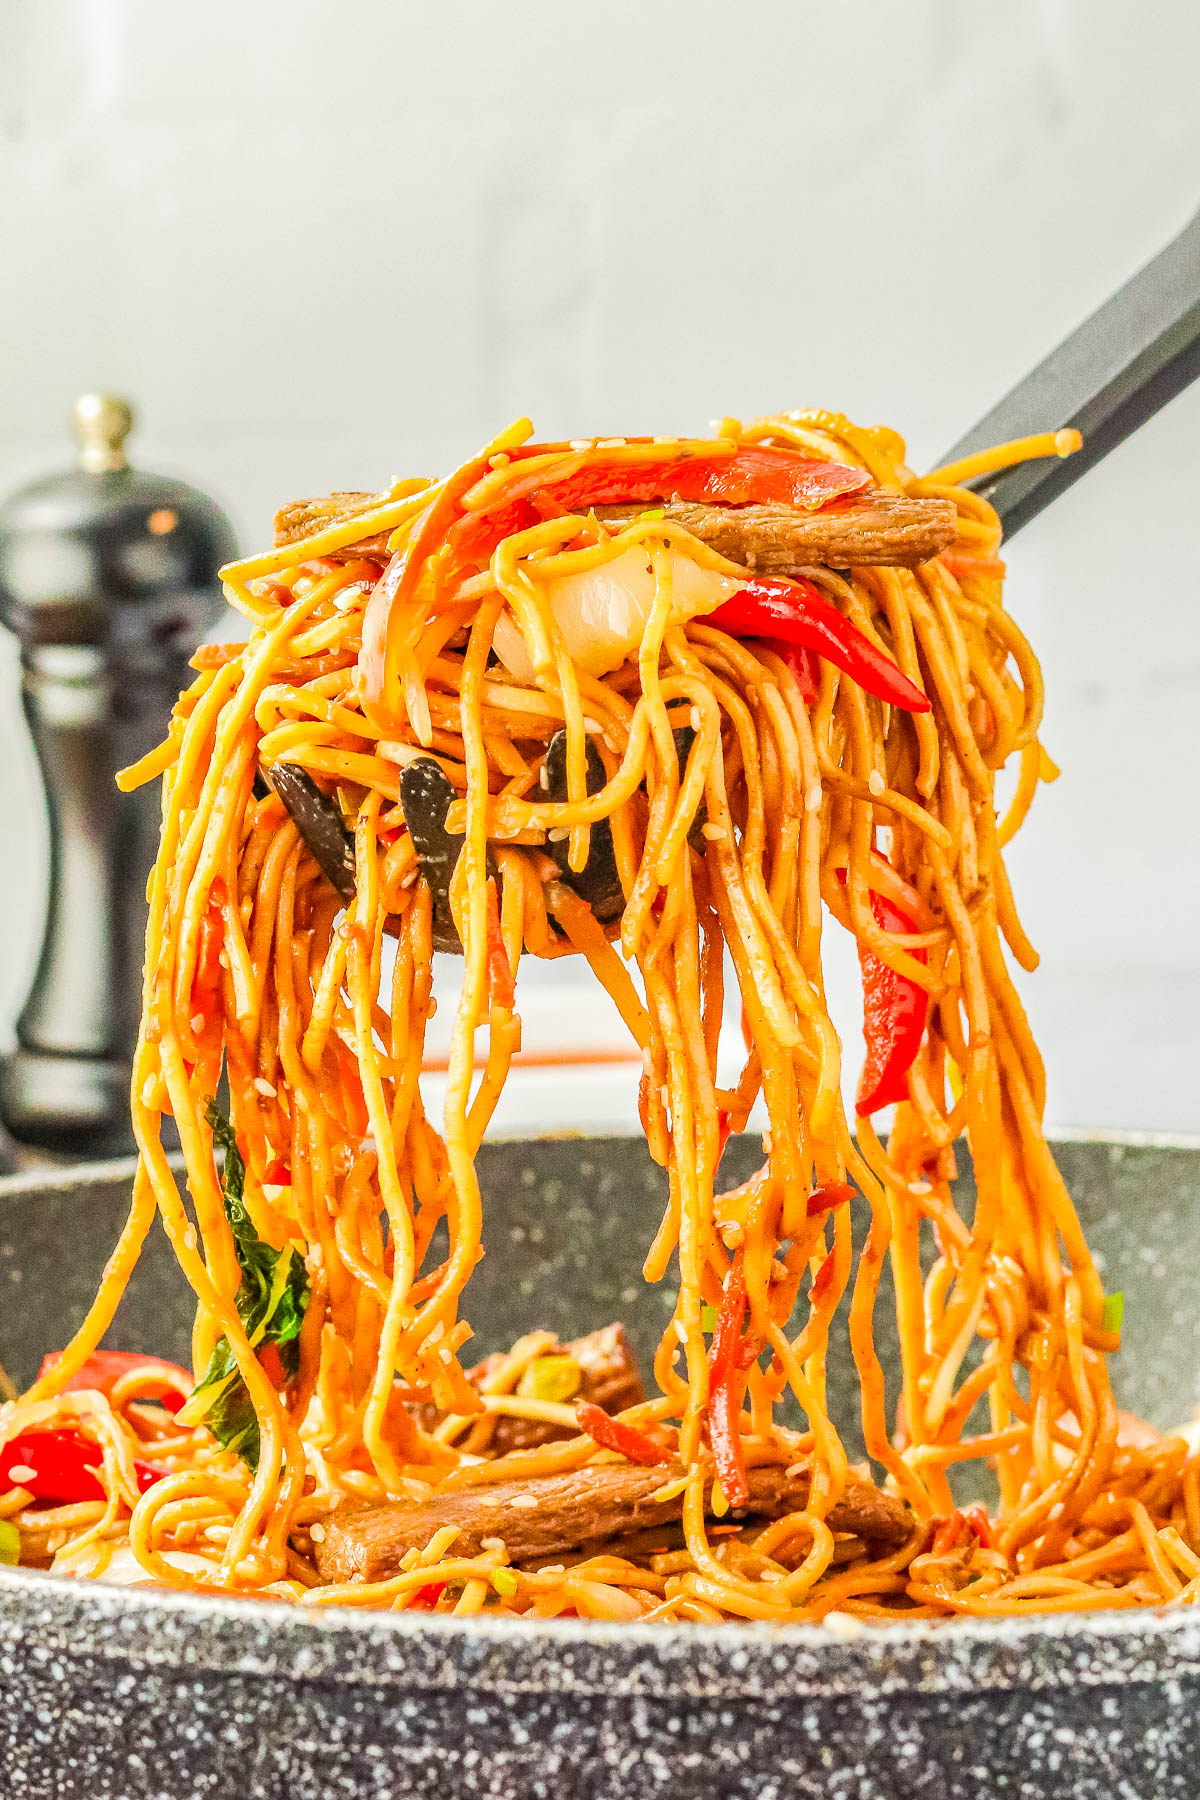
[575,1400,670,1467]
[408,1581,448,1611]
[707,1254,755,1510]
[0,1429,166,1505]
[38,1349,192,1415]
[806,1183,857,1217]
[707,577,929,715]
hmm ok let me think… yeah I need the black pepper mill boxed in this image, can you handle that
[0,396,237,1157]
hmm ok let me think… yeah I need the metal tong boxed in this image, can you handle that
[938,205,1200,536]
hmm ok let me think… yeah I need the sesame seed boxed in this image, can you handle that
[868,770,886,797]
[480,1537,504,1552]
[547,827,569,843]
[909,1179,932,1196]
[539,766,550,790]
[190,1013,206,1034]
[689,706,701,730]
[509,1493,539,1509]
[477,1493,504,1507]
[823,1610,867,1638]
[702,823,726,842]
[183,1226,198,1253]
[254,1077,277,1098]
[309,1523,326,1543]
[673,1320,688,1345]
[7,1464,36,1484]
[805,783,823,813]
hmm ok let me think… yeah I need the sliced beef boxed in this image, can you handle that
[596,494,957,571]
[273,490,956,572]
[313,1459,910,1584]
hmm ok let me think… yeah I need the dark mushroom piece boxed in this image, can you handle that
[267,763,357,902]
[541,729,623,923]
[397,758,475,953]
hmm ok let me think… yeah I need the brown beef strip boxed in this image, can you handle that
[313,1461,910,1584]
[272,490,956,572]
[422,1323,644,1456]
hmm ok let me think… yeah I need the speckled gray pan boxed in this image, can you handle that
[1,1132,1198,1799]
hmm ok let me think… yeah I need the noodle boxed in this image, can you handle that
[2,410,1191,1626]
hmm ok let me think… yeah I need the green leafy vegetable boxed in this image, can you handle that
[1101,1291,1124,1334]
[179,1102,309,1470]
[0,1519,20,1566]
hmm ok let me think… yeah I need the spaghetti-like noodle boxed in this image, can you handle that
[3,410,1195,1624]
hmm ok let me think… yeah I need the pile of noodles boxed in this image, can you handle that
[3,409,1198,1625]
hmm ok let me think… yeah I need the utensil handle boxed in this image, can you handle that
[937,207,1200,537]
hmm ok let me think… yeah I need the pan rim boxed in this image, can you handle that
[2,1557,1200,1700]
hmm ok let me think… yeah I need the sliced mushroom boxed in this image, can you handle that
[267,763,356,902]
[541,730,623,922]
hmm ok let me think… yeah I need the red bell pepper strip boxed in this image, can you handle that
[707,577,929,714]
[855,890,928,1115]
[965,1504,995,1551]
[447,445,871,573]
[1,1430,165,1504]
[835,868,928,1115]
[707,1254,752,1509]
[764,639,819,703]
[38,1349,191,1414]
[575,1400,669,1467]
[360,448,503,705]
[806,1182,856,1217]
[485,879,516,1012]
[190,881,226,1025]
[408,1581,448,1611]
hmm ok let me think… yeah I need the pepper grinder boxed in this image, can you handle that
[0,396,237,1157]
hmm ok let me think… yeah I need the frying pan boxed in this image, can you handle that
[2,207,1200,1800]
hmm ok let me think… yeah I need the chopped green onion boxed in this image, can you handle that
[517,1354,582,1404]
[0,1520,20,1566]
[700,1305,718,1334]
[491,1568,518,1598]
[1101,1292,1124,1334]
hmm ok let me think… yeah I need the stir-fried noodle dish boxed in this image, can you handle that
[3,410,1195,1625]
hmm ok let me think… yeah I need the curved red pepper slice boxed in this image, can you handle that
[446,445,870,574]
[38,1349,192,1415]
[837,871,928,1114]
[575,1400,669,1467]
[708,577,929,714]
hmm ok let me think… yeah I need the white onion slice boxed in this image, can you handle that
[492,549,742,682]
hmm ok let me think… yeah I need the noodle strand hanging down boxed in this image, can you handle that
[3,410,1192,1625]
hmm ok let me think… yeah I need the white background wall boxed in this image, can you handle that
[0,1,1196,1132]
